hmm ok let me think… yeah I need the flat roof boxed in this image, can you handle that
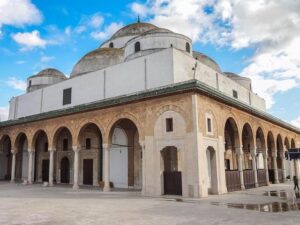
[1,79,299,134]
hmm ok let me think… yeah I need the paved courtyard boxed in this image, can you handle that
[0,182,299,225]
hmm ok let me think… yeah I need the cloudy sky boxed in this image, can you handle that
[0,0,300,127]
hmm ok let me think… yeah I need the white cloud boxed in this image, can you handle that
[16,60,25,64]
[12,30,47,51]
[91,22,123,41]
[6,77,27,91]
[291,117,300,128]
[0,0,42,27]
[131,2,149,17]
[41,55,55,63]
[64,26,72,36]
[0,106,9,122]
[89,14,104,28]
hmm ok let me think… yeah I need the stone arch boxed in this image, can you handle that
[284,137,290,149]
[107,116,142,189]
[161,146,182,195]
[291,138,296,148]
[106,112,143,143]
[241,123,254,170]
[0,135,12,180]
[52,126,73,151]
[31,129,49,152]
[256,127,266,153]
[206,146,218,194]
[13,132,28,181]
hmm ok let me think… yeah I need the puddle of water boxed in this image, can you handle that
[212,202,300,213]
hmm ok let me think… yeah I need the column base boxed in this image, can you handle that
[10,180,15,183]
[72,184,79,190]
[241,185,245,190]
[103,186,110,192]
[255,183,259,188]
[49,182,54,187]
[275,180,279,184]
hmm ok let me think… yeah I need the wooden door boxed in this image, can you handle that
[42,159,49,182]
[83,159,93,185]
[164,171,182,195]
[61,157,70,183]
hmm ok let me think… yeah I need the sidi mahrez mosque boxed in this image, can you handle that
[0,22,300,198]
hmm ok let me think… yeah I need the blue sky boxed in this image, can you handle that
[0,0,300,127]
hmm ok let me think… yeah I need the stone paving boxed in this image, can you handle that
[0,181,299,225]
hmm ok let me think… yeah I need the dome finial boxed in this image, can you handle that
[137,15,140,23]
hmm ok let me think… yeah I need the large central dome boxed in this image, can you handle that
[111,22,158,40]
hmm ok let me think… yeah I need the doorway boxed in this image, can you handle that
[42,159,49,182]
[83,159,93,185]
[61,157,70,183]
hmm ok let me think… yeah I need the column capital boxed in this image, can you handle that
[48,148,56,153]
[72,146,80,152]
[103,143,111,149]
[28,149,34,153]
[139,141,145,148]
[11,149,17,155]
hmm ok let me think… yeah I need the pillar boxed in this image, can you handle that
[281,153,286,182]
[11,151,16,183]
[73,146,79,189]
[27,150,33,184]
[103,143,110,192]
[49,149,55,187]
[237,149,245,190]
[139,141,146,195]
[273,155,279,184]
[251,152,258,187]
[263,153,270,185]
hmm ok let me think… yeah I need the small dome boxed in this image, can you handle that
[193,51,221,73]
[70,48,124,77]
[33,68,66,79]
[111,22,158,39]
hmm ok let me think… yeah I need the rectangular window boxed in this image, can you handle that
[233,90,238,99]
[63,88,72,105]
[86,138,91,150]
[63,139,68,151]
[207,118,212,133]
[166,118,173,132]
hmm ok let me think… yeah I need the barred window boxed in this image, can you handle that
[63,88,72,105]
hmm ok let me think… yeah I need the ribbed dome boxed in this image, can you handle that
[193,51,221,73]
[33,68,66,79]
[141,28,173,35]
[111,22,158,39]
[70,48,124,77]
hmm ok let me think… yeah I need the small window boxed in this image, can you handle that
[186,42,191,53]
[109,42,114,48]
[86,138,91,150]
[166,118,173,132]
[170,44,173,47]
[44,142,48,152]
[233,90,238,99]
[135,42,141,52]
[63,139,68,151]
[28,80,32,87]
[207,118,212,133]
[63,88,72,105]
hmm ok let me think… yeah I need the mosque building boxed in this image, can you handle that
[0,22,299,197]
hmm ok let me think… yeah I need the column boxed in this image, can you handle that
[139,141,146,195]
[27,150,33,184]
[73,146,79,189]
[263,153,270,185]
[251,152,258,187]
[237,149,245,190]
[49,149,55,187]
[103,143,110,192]
[11,151,16,183]
[273,155,279,184]
[281,153,286,182]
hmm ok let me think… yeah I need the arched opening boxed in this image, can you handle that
[60,157,70,184]
[109,118,141,189]
[256,127,267,186]
[78,123,102,186]
[109,42,114,48]
[54,127,73,184]
[241,123,255,189]
[134,42,141,53]
[185,42,191,53]
[276,134,284,183]
[206,147,218,194]
[267,132,276,183]
[15,133,28,181]
[0,135,12,180]
[161,146,182,195]
[224,118,241,191]
[291,139,296,148]
[33,130,49,182]
[284,137,292,180]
